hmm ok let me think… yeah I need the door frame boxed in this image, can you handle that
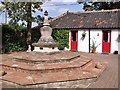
[70,30,78,51]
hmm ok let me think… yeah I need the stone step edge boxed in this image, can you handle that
[0,72,97,86]
[1,77,97,86]
[1,59,93,74]
[1,62,107,86]
[0,59,93,71]
[94,62,107,78]
[14,55,80,64]
[82,62,107,81]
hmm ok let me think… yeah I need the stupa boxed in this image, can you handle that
[32,11,58,53]
[0,11,107,88]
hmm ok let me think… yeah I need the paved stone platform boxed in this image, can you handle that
[0,51,107,86]
[8,51,80,63]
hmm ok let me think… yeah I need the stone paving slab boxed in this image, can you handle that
[1,71,34,85]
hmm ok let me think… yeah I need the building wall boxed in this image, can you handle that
[90,30,102,53]
[78,29,89,52]
[77,29,102,53]
[69,29,119,54]
[89,29,119,53]
[111,29,119,53]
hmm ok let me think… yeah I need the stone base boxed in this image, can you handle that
[33,47,59,53]
[1,51,107,86]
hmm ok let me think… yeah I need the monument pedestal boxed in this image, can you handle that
[33,47,59,53]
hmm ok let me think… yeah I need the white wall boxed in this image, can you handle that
[90,30,102,53]
[77,29,102,53]
[111,30,119,53]
[78,29,89,52]
[90,29,119,54]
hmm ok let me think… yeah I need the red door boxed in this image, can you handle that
[70,31,78,51]
[102,30,111,53]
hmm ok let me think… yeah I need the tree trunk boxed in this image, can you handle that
[27,21,32,45]
[26,2,32,49]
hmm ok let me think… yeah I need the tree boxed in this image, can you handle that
[92,2,120,10]
[77,1,120,11]
[1,1,43,49]
[83,3,94,11]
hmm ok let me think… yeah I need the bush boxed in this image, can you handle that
[52,29,69,50]
[2,24,69,52]
[2,24,27,53]
[7,43,24,52]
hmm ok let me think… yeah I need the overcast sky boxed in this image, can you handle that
[0,0,83,27]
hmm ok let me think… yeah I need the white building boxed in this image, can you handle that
[50,9,120,54]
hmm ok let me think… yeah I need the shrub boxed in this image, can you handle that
[52,29,69,50]
[2,24,27,53]
[7,43,24,52]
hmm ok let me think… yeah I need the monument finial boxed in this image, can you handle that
[44,10,48,16]
[43,10,50,26]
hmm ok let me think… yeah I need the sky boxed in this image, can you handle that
[0,0,83,27]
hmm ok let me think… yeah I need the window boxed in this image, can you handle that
[71,31,77,41]
[103,31,110,42]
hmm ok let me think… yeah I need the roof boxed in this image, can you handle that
[49,9,120,29]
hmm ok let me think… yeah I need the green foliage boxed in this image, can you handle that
[32,30,41,43]
[52,29,69,50]
[92,2,120,10]
[1,2,43,25]
[7,43,24,52]
[77,1,120,11]
[1,1,43,46]
[83,4,94,11]
[2,24,27,53]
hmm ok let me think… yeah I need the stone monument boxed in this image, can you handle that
[32,11,58,52]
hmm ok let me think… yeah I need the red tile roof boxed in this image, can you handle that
[50,9,120,29]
